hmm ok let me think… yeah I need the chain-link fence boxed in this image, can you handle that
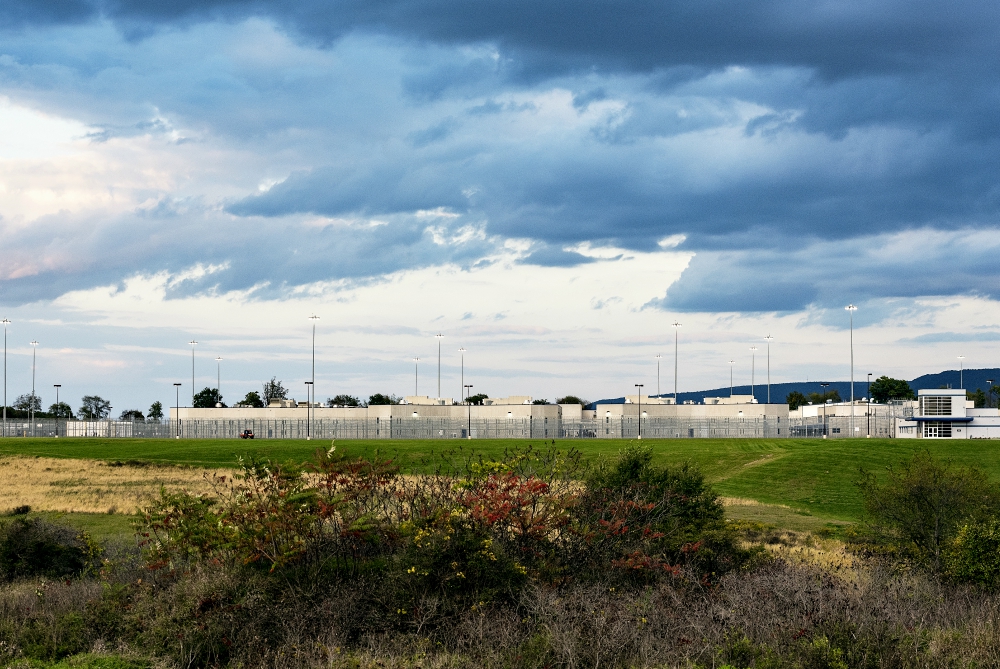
[2,415,811,439]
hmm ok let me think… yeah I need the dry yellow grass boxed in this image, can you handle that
[0,456,228,514]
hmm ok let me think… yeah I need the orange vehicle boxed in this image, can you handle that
[239,429,255,439]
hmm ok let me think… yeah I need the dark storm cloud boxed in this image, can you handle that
[1,0,999,313]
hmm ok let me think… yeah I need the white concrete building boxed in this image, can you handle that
[895,388,1000,438]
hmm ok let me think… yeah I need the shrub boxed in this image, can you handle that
[573,444,755,584]
[854,451,1000,572]
[0,518,99,582]
[945,517,1000,588]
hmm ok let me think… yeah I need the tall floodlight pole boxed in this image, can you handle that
[846,304,858,436]
[309,314,320,410]
[173,383,182,438]
[958,355,965,389]
[435,334,444,399]
[749,346,757,403]
[458,348,466,400]
[655,354,661,398]
[764,335,774,404]
[672,322,681,403]
[30,340,38,436]
[867,372,872,436]
[413,357,419,396]
[215,357,222,406]
[305,381,313,439]
[189,340,198,406]
[729,360,735,398]
[2,318,9,437]
[54,384,61,436]
[464,384,473,438]
[988,379,995,408]
[635,383,644,439]
[820,382,830,436]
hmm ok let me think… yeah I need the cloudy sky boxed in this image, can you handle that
[1,0,999,413]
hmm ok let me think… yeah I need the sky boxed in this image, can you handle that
[1,0,999,414]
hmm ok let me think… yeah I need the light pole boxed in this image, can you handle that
[309,314,320,411]
[305,381,313,439]
[30,340,38,436]
[846,304,857,436]
[2,318,9,437]
[958,355,965,389]
[635,383,644,439]
[655,354,661,398]
[413,357,419,396]
[458,348,466,401]
[820,382,830,437]
[729,359,734,398]
[988,379,995,408]
[189,340,198,406]
[435,333,444,399]
[173,383,182,438]
[749,346,757,403]
[215,357,223,407]
[764,335,774,404]
[672,321,681,403]
[464,384,473,438]
[54,384,61,436]
[867,372,872,437]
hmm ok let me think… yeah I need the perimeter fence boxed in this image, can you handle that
[0,414,878,440]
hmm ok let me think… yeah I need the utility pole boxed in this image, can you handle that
[729,360,734,398]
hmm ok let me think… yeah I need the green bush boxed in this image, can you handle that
[0,518,98,582]
[945,517,1000,588]
[854,451,1000,572]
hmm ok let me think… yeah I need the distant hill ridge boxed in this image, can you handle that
[591,367,1000,406]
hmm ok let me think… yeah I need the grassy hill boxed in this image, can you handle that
[3,436,1000,525]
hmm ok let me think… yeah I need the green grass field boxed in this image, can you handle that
[4,436,1000,525]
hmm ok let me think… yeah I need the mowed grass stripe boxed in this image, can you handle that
[3,437,1000,523]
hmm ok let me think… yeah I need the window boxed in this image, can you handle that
[920,396,952,416]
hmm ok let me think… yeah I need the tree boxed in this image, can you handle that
[968,388,987,408]
[856,452,1000,572]
[147,401,164,422]
[368,393,401,405]
[120,409,145,422]
[327,394,362,407]
[238,391,264,408]
[193,387,225,408]
[47,402,73,419]
[532,399,550,405]
[786,391,808,410]
[262,377,288,405]
[78,396,111,420]
[870,376,915,403]
[13,394,41,413]
[466,393,489,406]
[806,389,841,405]
[556,395,589,406]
